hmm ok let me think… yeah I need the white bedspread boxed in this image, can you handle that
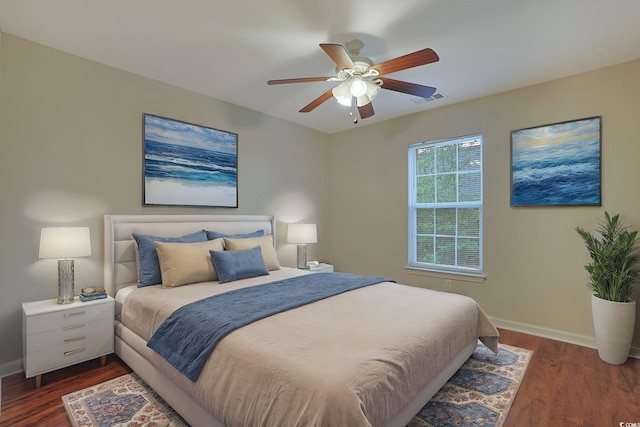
[119,269,499,427]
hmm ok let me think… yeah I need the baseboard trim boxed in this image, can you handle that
[491,316,640,359]
[0,359,23,378]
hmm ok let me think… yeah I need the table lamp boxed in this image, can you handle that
[288,223,317,269]
[39,227,92,304]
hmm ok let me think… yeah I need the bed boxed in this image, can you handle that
[104,214,499,427]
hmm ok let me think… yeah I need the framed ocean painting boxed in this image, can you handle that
[143,114,238,207]
[511,116,601,207]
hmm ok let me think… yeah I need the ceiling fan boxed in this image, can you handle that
[267,39,439,122]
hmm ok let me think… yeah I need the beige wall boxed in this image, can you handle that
[327,58,640,349]
[0,34,330,368]
[2,31,640,369]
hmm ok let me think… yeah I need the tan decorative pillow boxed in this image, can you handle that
[223,235,281,271]
[155,238,225,287]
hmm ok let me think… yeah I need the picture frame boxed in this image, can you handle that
[511,116,601,207]
[143,113,238,207]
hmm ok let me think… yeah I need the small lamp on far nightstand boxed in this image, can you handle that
[288,223,317,269]
[39,227,92,304]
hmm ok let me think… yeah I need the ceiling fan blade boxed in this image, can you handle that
[372,48,439,76]
[378,77,437,98]
[268,77,332,85]
[358,103,375,119]
[299,89,334,113]
[320,43,356,70]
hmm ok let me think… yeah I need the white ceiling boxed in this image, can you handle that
[1,0,639,134]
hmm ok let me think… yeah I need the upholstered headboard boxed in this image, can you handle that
[103,214,276,296]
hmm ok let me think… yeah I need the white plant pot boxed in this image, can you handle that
[591,294,636,364]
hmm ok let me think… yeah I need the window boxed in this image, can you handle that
[408,135,483,274]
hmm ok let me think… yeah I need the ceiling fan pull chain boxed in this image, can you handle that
[351,99,359,124]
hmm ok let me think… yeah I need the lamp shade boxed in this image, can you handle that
[288,223,317,244]
[39,227,92,259]
[332,81,352,107]
[349,76,368,97]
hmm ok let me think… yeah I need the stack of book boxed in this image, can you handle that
[80,287,107,302]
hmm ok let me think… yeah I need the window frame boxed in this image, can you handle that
[407,134,484,277]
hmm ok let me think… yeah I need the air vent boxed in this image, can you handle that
[413,92,446,104]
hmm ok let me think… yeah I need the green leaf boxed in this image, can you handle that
[576,212,640,302]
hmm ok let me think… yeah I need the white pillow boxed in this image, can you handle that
[223,235,281,271]
[155,239,225,287]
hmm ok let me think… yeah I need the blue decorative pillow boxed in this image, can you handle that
[204,229,264,240]
[133,230,208,287]
[209,246,269,284]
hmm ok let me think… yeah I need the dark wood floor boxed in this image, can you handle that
[1,354,131,427]
[1,329,639,426]
[499,329,640,426]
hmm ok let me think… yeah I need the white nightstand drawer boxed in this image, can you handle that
[22,296,115,384]
[26,319,112,354]
[308,263,334,273]
[25,300,113,335]
[24,334,113,378]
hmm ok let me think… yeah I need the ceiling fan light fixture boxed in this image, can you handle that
[349,76,368,97]
[333,76,380,107]
[332,81,352,107]
[365,80,381,101]
[355,95,371,107]
[354,80,381,107]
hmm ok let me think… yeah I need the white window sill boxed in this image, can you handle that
[404,266,486,283]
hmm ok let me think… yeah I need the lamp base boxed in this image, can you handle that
[297,244,308,269]
[57,259,75,304]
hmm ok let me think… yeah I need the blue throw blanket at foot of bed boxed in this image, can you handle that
[147,272,391,381]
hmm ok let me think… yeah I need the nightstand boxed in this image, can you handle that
[307,263,334,273]
[22,296,114,388]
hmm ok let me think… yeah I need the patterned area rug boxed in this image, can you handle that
[408,342,532,427]
[62,342,531,427]
[62,373,187,427]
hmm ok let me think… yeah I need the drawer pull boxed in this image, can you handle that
[64,336,86,343]
[64,311,85,317]
[63,324,86,331]
[64,348,85,356]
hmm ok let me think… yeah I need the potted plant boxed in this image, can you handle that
[576,211,639,364]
